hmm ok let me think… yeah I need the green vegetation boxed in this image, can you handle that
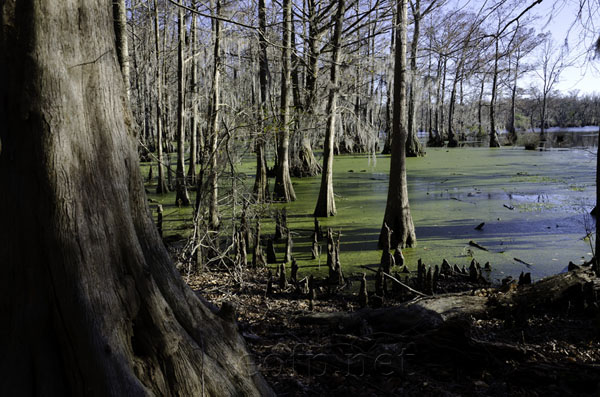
[144,147,595,282]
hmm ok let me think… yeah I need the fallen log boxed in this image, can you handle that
[297,268,599,333]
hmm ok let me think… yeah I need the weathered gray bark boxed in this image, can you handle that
[207,0,222,228]
[489,39,501,148]
[153,0,169,194]
[406,0,425,157]
[273,0,296,202]
[379,0,416,249]
[507,50,520,144]
[113,0,130,100]
[0,1,273,395]
[596,125,600,276]
[382,9,395,155]
[187,1,198,185]
[175,2,190,206]
[477,75,485,137]
[253,0,269,202]
[314,0,345,217]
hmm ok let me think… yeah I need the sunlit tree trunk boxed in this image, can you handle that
[489,38,501,148]
[380,0,416,249]
[253,0,269,202]
[175,2,190,206]
[153,0,168,193]
[207,0,222,229]
[187,0,198,185]
[0,1,273,395]
[113,0,130,100]
[406,0,425,157]
[314,0,345,217]
[273,0,296,202]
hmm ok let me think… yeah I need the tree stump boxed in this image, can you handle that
[441,259,451,274]
[380,223,395,274]
[290,257,298,284]
[359,273,369,308]
[417,259,425,290]
[285,232,293,263]
[275,208,288,241]
[253,222,266,267]
[157,204,163,237]
[266,238,277,264]
[311,231,319,259]
[279,263,287,290]
[519,272,532,286]
[394,247,405,268]
[425,266,433,295]
[314,217,323,240]
[376,268,385,297]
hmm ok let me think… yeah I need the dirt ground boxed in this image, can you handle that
[183,262,600,396]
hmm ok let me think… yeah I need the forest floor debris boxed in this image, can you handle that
[185,262,600,396]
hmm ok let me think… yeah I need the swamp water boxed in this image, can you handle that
[145,147,597,283]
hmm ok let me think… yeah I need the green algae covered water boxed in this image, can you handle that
[145,147,597,283]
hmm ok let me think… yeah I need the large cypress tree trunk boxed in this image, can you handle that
[0,1,272,395]
[379,0,416,249]
[273,0,296,202]
[314,0,345,217]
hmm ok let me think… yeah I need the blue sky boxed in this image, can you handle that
[531,0,599,95]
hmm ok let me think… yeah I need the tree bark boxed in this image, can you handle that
[273,0,296,202]
[207,0,222,229]
[187,0,198,185]
[314,0,345,217]
[175,2,190,206]
[253,0,269,202]
[596,125,600,276]
[477,75,485,137]
[379,0,416,249]
[0,1,273,395]
[153,0,169,193]
[489,39,501,148]
[113,0,130,100]
[406,0,425,157]
[507,50,520,144]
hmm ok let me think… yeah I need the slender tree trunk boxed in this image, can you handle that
[207,0,222,228]
[540,96,547,142]
[595,125,600,276]
[382,8,396,154]
[489,39,501,148]
[273,0,296,202]
[253,0,269,202]
[507,50,520,144]
[379,0,416,249]
[154,0,168,193]
[478,76,485,137]
[113,0,130,100]
[175,3,190,206]
[447,61,462,148]
[314,0,346,217]
[0,1,273,395]
[439,56,447,141]
[406,0,425,157]
[187,1,198,184]
[290,19,303,112]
